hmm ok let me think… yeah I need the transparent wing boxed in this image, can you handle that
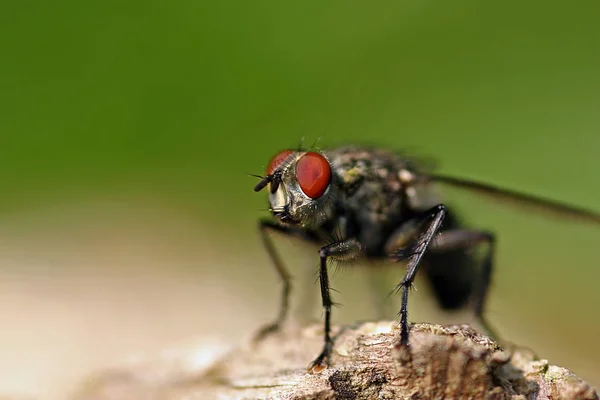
[425,173,600,225]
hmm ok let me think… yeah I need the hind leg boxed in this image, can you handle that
[428,229,498,339]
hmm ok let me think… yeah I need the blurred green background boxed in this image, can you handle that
[1,0,599,398]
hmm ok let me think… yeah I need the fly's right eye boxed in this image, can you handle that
[296,152,331,199]
[266,150,294,175]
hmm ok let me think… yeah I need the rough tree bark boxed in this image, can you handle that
[71,321,598,400]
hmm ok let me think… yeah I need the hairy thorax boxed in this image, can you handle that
[320,147,439,257]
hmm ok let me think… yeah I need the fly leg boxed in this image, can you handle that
[253,219,317,342]
[389,205,447,352]
[429,229,498,340]
[307,238,363,373]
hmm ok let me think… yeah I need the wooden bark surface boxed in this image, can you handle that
[71,321,598,400]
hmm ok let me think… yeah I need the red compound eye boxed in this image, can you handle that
[266,150,294,175]
[296,152,331,199]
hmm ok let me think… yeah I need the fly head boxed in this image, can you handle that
[254,149,335,228]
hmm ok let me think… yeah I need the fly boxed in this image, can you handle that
[252,145,600,373]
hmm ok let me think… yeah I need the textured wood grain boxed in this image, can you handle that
[72,321,598,400]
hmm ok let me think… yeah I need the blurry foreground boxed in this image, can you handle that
[0,197,598,399]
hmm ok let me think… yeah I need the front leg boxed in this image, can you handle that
[307,238,363,373]
[254,219,319,343]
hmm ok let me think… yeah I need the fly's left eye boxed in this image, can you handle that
[296,152,331,199]
[266,150,294,175]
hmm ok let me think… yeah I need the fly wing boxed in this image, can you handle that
[426,174,600,225]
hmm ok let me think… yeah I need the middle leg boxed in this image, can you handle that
[389,204,448,348]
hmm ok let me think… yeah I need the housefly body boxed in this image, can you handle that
[252,145,600,373]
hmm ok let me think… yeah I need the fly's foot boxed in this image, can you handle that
[252,322,282,345]
[307,344,332,374]
[477,316,501,344]
[307,353,329,374]
[394,340,413,363]
[394,328,413,364]
[393,340,413,364]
